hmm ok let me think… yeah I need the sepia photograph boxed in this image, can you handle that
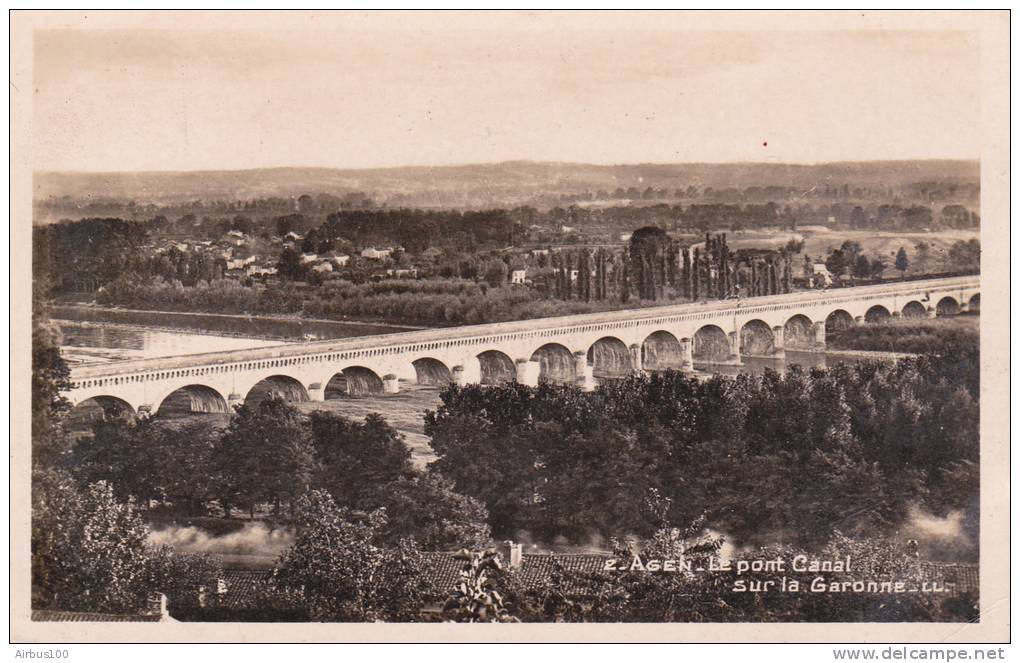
[9,9,1010,644]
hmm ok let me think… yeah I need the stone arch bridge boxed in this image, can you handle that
[65,276,979,420]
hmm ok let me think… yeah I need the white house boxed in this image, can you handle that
[511,269,527,284]
[325,252,351,267]
[361,247,392,260]
[300,253,318,264]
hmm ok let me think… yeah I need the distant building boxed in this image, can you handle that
[812,263,833,287]
[530,249,550,257]
[619,232,633,242]
[511,269,527,284]
[324,252,350,267]
[300,253,318,264]
[361,247,392,260]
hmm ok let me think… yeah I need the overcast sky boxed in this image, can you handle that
[33,21,980,172]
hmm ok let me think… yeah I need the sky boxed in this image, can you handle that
[32,21,980,172]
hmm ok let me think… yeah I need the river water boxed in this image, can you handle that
[54,305,418,365]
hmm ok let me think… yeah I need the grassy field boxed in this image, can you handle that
[725,227,979,278]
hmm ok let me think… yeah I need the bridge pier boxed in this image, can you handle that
[727,332,742,365]
[515,358,540,387]
[628,344,643,372]
[228,393,244,409]
[771,325,786,359]
[813,321,826,349]
[383,374,400,394]
[926,306,938,319]
[572,352,596,391]
[679,337,694,371]
[854,315,865,326]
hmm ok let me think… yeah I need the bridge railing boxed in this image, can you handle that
[67,275,979,386]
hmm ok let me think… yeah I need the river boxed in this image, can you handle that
[53,305,421,365]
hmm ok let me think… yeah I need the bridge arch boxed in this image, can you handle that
[968,293,980,312]
[783,314,815,350]
[693,324,730,362]
[936,296,960,317]
[412,357,452,386]
[245,375,310,406]
[68,396,135,434]
[154,384,229,417]
[586,336,632,379]
[739,319,775,356]
[825,309,855,335]
[642,330,683,371]
[902,301,927,319]
[476,350,515,385]
[865,305,891,323]
[325,366,384,398]
[531,343,577,384]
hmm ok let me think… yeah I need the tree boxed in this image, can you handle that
[212,397,318,518]
[482,259,508,287]
[895,247,910,278]
[308,411,413,506]
[273,490,431,621]
[442,549,520,622]
[914,241,931,274]
[377,472,492,550]
[277,247,306,281]
[32,297,72,468]
[32,474,155,613]
[947,239,980,272]
[853,254,872,281]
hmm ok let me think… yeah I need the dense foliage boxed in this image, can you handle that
[273,490,432,621]
[425,348,979,549]
[68,398,491,550]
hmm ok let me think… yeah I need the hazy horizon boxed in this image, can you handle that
[34,156,981,177]
[34,20,980,172]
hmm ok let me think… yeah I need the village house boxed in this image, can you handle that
[361,247,393,260]
[324,252,351,268]
[511,268,527,284]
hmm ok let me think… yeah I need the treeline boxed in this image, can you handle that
[425,341,979,549]
[34,217,149,293]
[94,275,643,326]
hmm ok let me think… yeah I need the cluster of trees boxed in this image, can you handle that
[69,399,491,551]
[821,240,890,283]
[425,336,979,549]
[93,274,644,326]
[830,317,981,361]
[34,218,149,294]
[546,230,796,307]
[313,209,526,253]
